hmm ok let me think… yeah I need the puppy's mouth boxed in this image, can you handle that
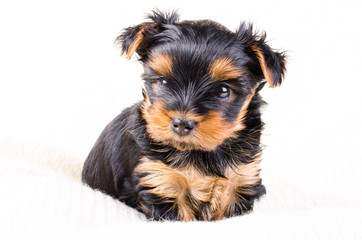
[142,100,246,151]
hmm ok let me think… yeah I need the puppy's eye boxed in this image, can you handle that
[158,79,167,85]
[216,85,231,99]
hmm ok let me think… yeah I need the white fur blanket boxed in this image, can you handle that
[1,139,361,240]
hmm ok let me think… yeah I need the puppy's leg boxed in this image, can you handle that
[134,158,196,221]
[210,159,266,220]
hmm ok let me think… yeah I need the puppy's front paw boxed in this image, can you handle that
[134,158,197,221]
[136,188,179,221]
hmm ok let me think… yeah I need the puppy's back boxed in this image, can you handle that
[82,102,143,205]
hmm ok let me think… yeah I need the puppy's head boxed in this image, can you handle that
[116,10,286,151]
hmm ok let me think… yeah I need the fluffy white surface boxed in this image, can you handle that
[1,0,362,239]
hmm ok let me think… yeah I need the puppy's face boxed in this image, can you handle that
[117,11,286,151]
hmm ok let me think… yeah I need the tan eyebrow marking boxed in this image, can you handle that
[209,57,243,81]
[148,53,173,77]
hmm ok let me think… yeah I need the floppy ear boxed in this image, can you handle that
[236,23,286,88]
[251,42,286,88]
[115,10,179,61]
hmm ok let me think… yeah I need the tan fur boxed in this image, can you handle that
[251,45,275,87]
[149,53,173,77]
[209,57,243,81]
[126,28,145,60]
[136,155,262,221]
[135,158,195,221]
[125,23,157,60]
[142,92,254,152]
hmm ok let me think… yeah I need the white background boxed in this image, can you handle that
[0,0,362,238]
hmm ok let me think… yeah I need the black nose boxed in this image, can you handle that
[171,118,196,136]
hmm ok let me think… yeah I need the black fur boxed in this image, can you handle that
[82,10,286,221]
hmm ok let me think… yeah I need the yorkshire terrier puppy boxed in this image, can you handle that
[82,10,286,221]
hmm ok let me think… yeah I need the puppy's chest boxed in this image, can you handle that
[135,156,261,221]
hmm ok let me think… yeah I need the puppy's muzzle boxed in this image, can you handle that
[171,117,196,136]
